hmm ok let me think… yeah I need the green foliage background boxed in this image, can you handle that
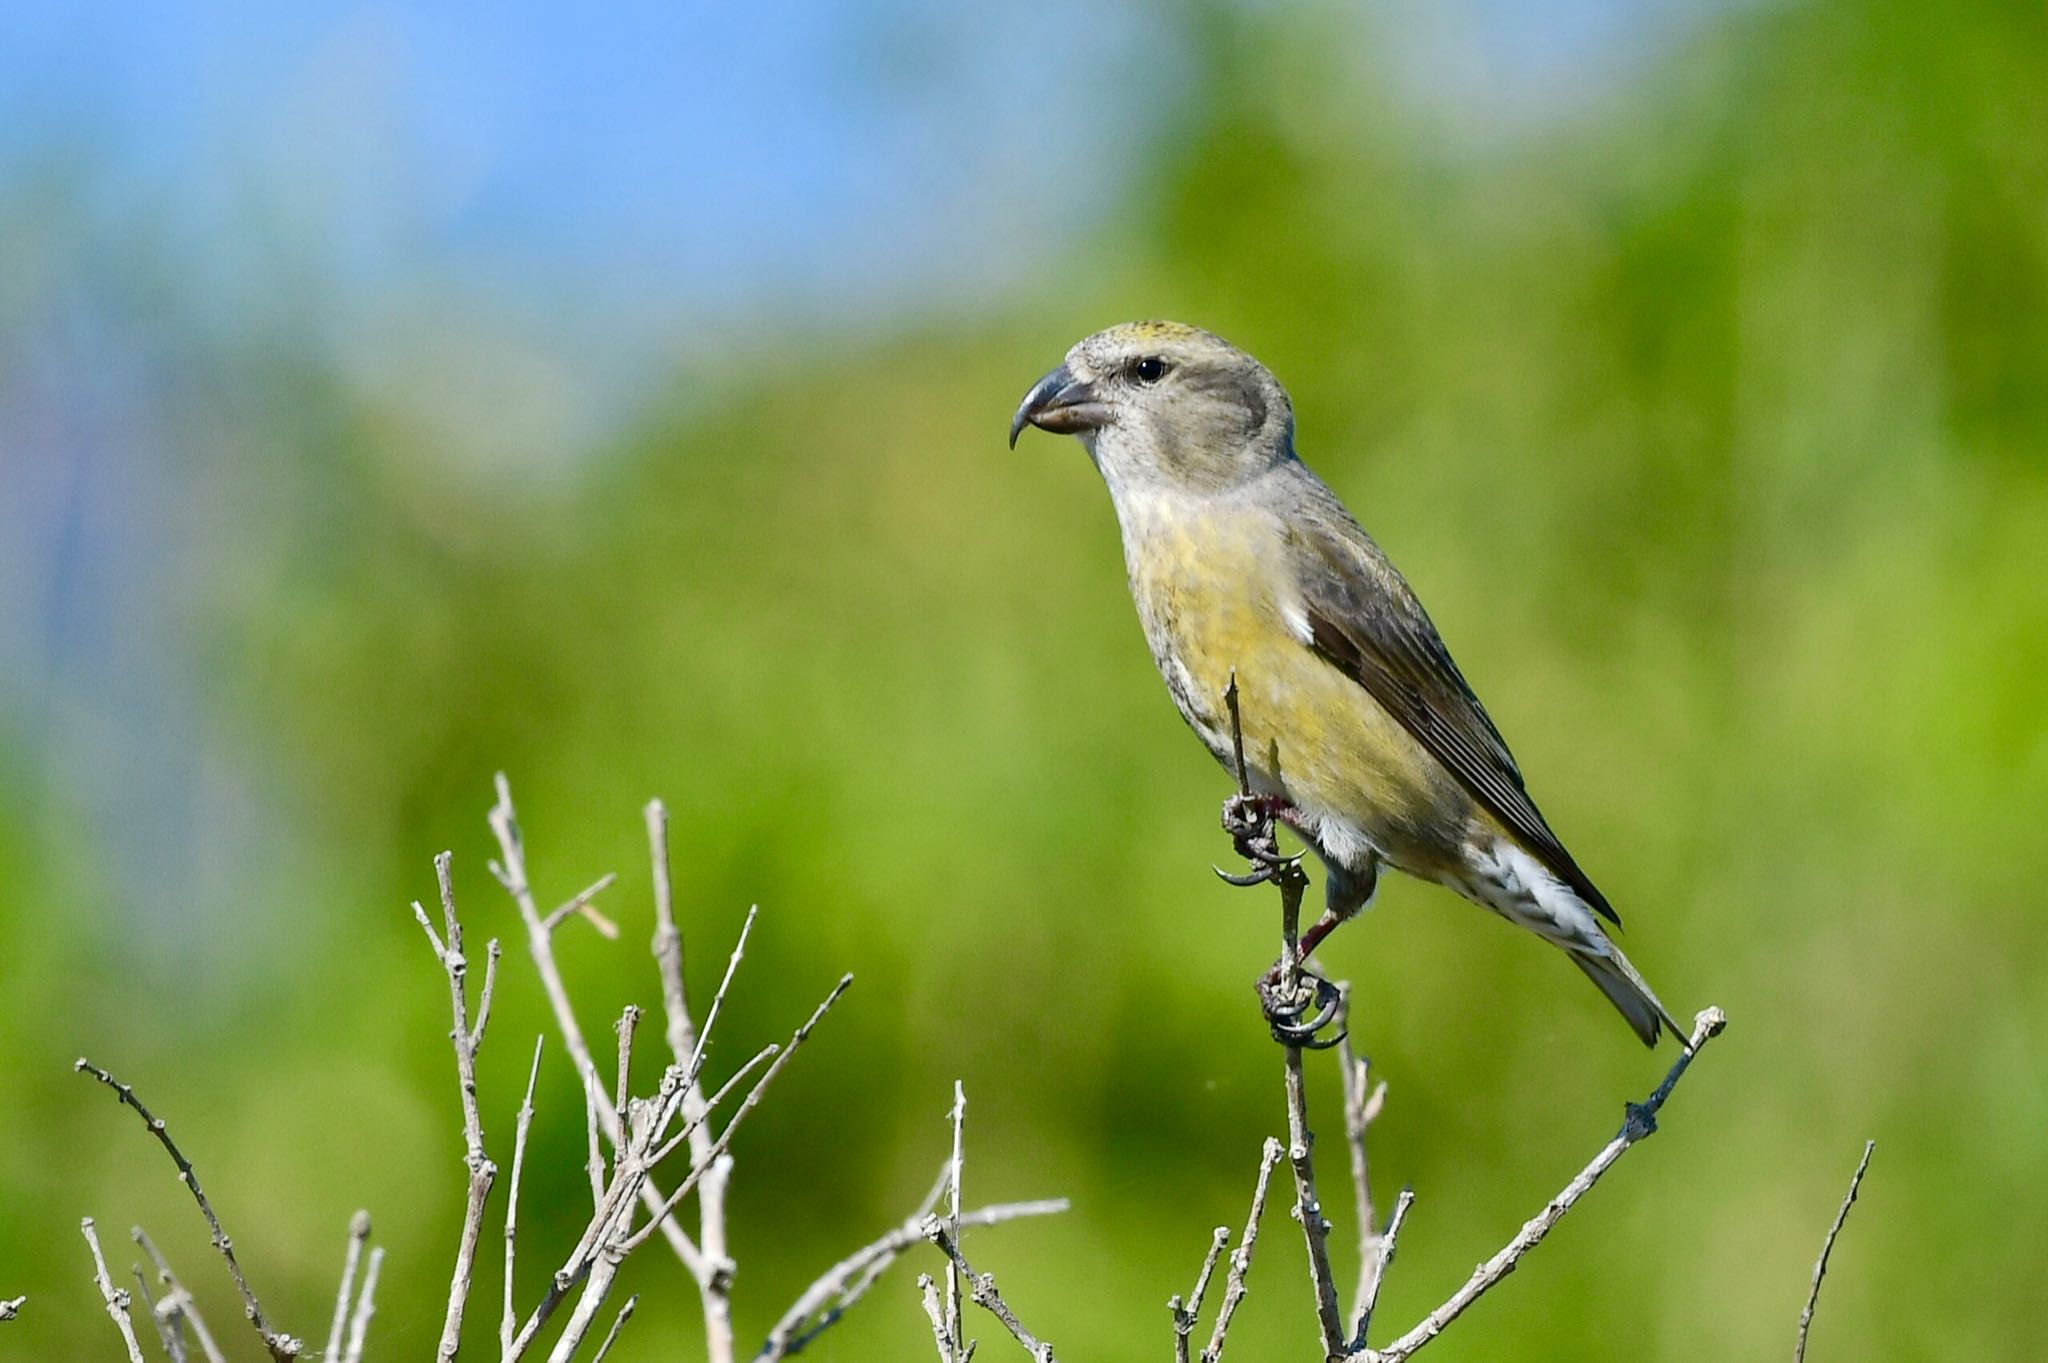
[4,1,2046,1359]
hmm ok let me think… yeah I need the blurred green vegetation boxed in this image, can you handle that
[5,0,2048,1359]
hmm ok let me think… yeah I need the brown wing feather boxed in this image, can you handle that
[1286,511,1620,927]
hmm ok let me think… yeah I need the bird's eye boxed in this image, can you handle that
[1130,356,1169,384]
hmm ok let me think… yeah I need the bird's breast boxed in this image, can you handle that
[1118,497,1273,758]
[1115,494,1473,875]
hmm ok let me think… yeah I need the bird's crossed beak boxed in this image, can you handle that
[1009,363,1108,448]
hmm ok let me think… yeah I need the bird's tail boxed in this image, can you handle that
[1570,943,1687,1049]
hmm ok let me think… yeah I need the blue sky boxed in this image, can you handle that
[0,1,1177,323]
[0,0,1690,328]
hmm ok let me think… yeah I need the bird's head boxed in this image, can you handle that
[1009,321,1295,494]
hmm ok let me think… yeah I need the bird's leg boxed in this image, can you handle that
[1254,854,1376,1048]
[1238,851,1343,1046]
[1294,853,1379,961]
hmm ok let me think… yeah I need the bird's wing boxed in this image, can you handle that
[1284,504,1619,926]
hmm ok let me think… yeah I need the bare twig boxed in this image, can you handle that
[505,973,849,1361]
[1273,874,1345,1360]
[489,775,710,1280]
[1335,993,1389,1343]
[135,1228,225,1363]
[134,1262,190,1363]
[582,1047,608,1209]
[614,1005,643,1134]
[504,1037,545,1357]
[1794,1140,1875,1363]
[924,1219,1052,1362]
[543,872,621,938]
[417,852,501,1363]
[686,905,759,1084]
[1352,1188,1412,1349]
[81,1218,148,1363]
[623,975,854,1249]
[75,1060,302,1359]
[591,1294,639,1363]
[325,1211,371,1363]
[945,1083,967,1362]
[761,1195,1069,1359]
[645,1044,780,1170]
[343,1247,384,1363]
[1351,1007,1729,1362]
[1202,1137,1285,1363]
[645,800,751,1363]
[1169,1227,1230,1363]
[917,1275,953,1363]
[548,1251,627,1363]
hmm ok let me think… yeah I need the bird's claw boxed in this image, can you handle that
[1213,863,1277,887]
[1256,964,1346,1049]
[1218,792,1303,890]
[1211,843,1304,888]
[1220,791,1291,841]
[1238,839,1302,870]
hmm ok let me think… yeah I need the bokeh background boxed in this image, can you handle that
[4,0,2045,1358]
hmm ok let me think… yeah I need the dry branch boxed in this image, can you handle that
[1270,872,1345,1360]
[415,851,501,1363]
[916,1274,954,1363]
[489,775,710,1283]
[1169,1226,1230,1363]
[64,776,1066,1363]
[944,1083,967,1362]
[504,1037,546,1356]
[81,1218,147,1363]
[1349,1007,1729,1362]
[325,1211,372,1363]
[1335,997,1389,1342]
[342,1246,383,1363]
[1794,1140,1875,1363]
[74,1060,301,1359]
[924,1218,1053,1362]
[760,1193,1068,1359]
[622,976,852,1248]
[135,1227,225,1363]
[591,1294,639,1363]
[645,800,752,1362]
[132,1261,188,1363]
[1202,1137,1285,1363]
[1351,1188,1411,1349]
[544,873,621,938]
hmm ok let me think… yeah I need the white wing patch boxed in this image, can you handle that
[1281,599,1315,645]
[1464,839,1609,953]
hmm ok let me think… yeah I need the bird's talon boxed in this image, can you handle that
[1269,1019,1351,1047]
[1213,864,1276,888]
[1285,1025,1348,1051]
[1255,969,1344,1047]
[1235,842,1301,870]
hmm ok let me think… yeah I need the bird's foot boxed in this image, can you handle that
[1256,959,1346,1049]
[1221,791,1297,843]
[1213,792,1306,888]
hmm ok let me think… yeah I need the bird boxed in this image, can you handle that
[1010,321,1683,1047]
